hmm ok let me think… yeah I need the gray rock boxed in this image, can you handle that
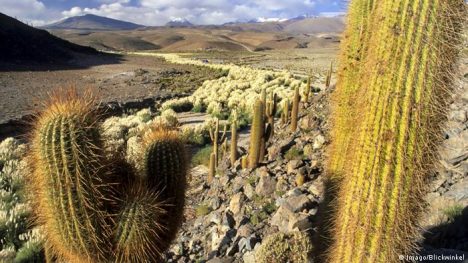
[313,134,325,149]
[237,223,254,238]
[287,160,304,175]
[284,194,315,213]
[222,211,236,229]
[229,192,246,214]
[206,257,235,263]
[255,175,277,196]
[244,183,255,199]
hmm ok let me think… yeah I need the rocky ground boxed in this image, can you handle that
[162,59,468,263]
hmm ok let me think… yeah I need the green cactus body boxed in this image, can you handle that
[208,152,216,182]
[290,86,300,132]
[230,120,238,166]
[141,129,187,250]
[31,94,189,262]
[114,189,167,262]
[31,99,111,262]
[327,1,465,262]
[248,100,265,168]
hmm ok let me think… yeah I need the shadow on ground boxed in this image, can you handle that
[0,52,124,72]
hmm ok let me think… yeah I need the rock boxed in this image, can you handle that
[313,134,325,149]
[237,223,254,237]
[229,192,246,214]
[211,197,222,210]
[271,197,313,233]
[206,257,235,263]
[284,194,315,213]
[287,160,304,175]
[255,175,277,196]
[244,183,255,199]
[239,235,259,252]
[243,251,256,263]
[255,166,270,177]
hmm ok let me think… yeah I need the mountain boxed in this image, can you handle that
[0,12,97,63]
[283,16,345,34]
[44,14,144,30]
[165,18,193,28]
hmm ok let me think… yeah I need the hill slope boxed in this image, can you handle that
[44,14,144,30]
[0,13,97,63]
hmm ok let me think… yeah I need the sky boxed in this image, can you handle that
[0,0,348,26]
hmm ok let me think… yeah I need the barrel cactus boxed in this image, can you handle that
[29,92,188,262]
[327,1,465,262]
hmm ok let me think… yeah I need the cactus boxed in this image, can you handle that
[290,85,300,132]
[265,93,277,139]
[241,155,248,169]
[304,76,311,103]
[30,94,112,262]
[327,1,465,262]
[230,120,238,167]
[209,118,227,167]
[30,93,188,262]
[208,152,216,183]
[248,100,265,168]
[325,61,333,88]
[281,99,290,125]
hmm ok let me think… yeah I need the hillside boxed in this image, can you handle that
[44,14,144,30]
[0,13,97,63]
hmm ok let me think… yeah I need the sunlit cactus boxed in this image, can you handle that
[290,85,300,132]
[209,118,227,167]
[304,76,311,103]
[30,92,112,262]
[29,92,188,262]
[230,120,238,167]
[248,99,265,168]
[326,1,466,262]
[208,152,215,183]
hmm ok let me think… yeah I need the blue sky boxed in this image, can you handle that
[0,0,348,26]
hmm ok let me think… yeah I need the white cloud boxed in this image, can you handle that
[62,7,84,17]
[2,0,347,27]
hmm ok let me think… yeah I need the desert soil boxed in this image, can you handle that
[0,53,223,124]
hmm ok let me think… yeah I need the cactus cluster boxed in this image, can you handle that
[29,93,188,262]
[326,0,465,262]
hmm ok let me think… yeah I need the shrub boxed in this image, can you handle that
[191,145,213,167]
[255,232,313,263]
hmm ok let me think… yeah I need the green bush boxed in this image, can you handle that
[192,146,213,167]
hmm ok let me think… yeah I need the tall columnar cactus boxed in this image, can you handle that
[30,94,112,262]
[281,99,290,125]
[208,152,215,183]
[230,120,238,167]
[248,99,265,168]
[209,118,226,167]
[304,76,311,103]
[265,93,277,139]
[325,61,333,88]
[30,93,188,262]
[327,1,465,262]
[290,85,300,132]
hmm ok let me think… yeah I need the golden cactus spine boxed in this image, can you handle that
[327,1,465,262]
[290,85,300,132]
[30,94,112,262]
[230,120,238,166]
[248,99,265,168]
[30,93,188,262]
